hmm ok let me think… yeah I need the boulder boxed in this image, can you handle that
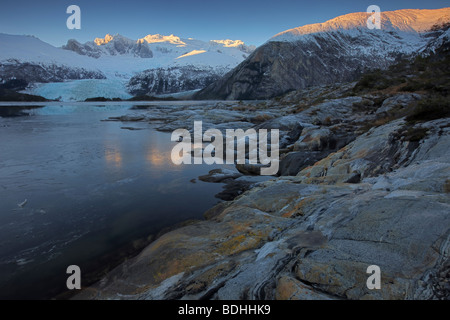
[198,168,243,183]
[376,93,422,115]
[293,127,333,151]
[278,151,330,176]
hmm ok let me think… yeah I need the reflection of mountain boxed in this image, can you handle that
[195,7,450,100]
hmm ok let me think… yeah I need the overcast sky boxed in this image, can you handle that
[0,0,448,46]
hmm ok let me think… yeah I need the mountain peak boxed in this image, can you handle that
[138,34,186,46]
[210,39,256,54]
[272,7,450,41]
[94,34,114,46]
[210,39,245,47]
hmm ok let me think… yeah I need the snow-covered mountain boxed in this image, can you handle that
[272,8,450,39]
[0,32,255,100]
[195,7,450,100]
[0,33,105,84]
[61,33,255,97]
[63,34,255,60]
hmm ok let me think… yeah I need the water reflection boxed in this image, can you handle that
[105,148,123,168]
[146,149,165,167]
[0,103,225,299]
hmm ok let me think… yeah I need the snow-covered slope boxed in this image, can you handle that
[0,33,105,84]
[272,8,450,40]
[196,7,450,100]
[0,33,99,68]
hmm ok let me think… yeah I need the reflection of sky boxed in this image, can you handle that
[156,177,190,194]
[0,104,226,299]
[103,122,186,174]
[105,148,123,168]
[145,130,184,172]
[147,150,165,167]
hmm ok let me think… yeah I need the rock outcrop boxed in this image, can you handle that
[74,117,450,300]
[0,61,105,83]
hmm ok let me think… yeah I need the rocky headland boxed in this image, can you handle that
[74,41,450,300]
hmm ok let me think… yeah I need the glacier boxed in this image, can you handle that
[23,79,133,101]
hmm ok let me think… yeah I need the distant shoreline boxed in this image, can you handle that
[0,99,244,107]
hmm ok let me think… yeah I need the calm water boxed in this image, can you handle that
[0,103,225,299]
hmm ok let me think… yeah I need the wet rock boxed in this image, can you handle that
[345,171,361,184]
[198,168,243,183]
[278,151,330,176]
[235,163,268,176]
[214,180,253,201]
[107,115,146,122]
[121,127,144,131]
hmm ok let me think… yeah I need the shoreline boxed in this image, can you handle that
[73,116,450,300]
[0,100,245,107]
[55,218,205,300]
[61,170,271,300]
[67,79,450,299]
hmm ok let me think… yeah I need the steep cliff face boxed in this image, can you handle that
[0,61,105,83]
[195,8,450,100]
[127,65,228,96]
[195,38,392,100]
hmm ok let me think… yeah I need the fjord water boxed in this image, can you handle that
[0,103,224,299]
